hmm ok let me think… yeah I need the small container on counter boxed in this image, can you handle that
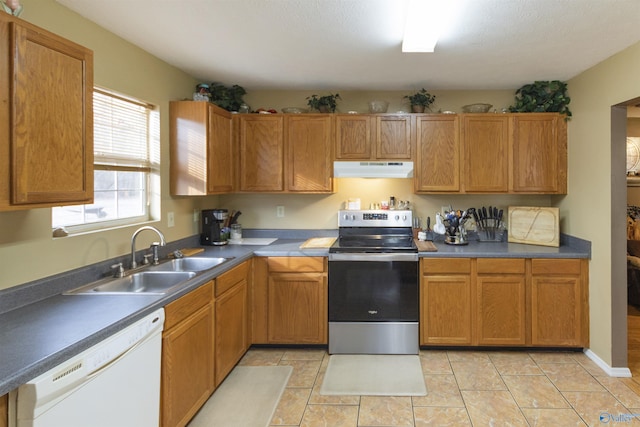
[230,223,242,241]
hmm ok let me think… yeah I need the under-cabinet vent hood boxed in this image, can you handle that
[333,161,414,178]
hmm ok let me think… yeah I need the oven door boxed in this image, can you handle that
[328,252,419,354]
[328,253,419,322]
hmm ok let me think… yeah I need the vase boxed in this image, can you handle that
[318,105,331,113]
[411,105,425,113]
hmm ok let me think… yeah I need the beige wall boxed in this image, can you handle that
[561,41,640,366]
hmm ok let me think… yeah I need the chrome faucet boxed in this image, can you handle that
[130,226,166,269]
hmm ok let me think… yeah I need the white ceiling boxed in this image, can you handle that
[56,0,640,91]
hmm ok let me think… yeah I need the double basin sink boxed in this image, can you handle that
[65,257,232,295]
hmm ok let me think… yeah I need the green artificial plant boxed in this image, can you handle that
[209,82,247,112]
[306,93,341,113]
[404,88,436,108]
[508,80,572,118]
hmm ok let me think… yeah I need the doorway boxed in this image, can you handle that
[626,104,640,381]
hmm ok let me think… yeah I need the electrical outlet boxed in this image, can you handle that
[193,209,199,223]
[276,206,285,218]
[167,211,175,227]
[441,206,449,215]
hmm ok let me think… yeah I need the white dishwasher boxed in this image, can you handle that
[10,308,165,427]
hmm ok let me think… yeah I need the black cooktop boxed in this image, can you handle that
[329,233,417,253]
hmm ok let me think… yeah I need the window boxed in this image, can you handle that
[52,88,159,232]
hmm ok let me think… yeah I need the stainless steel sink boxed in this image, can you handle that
[65,271,196,295]
[148,257,232,272]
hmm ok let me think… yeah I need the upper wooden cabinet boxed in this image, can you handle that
[170,101,233,195]
[511,113,567,193]
[236,114,334,193]
[335,114,412,160]
[416,112,567,194]
[415,115,460,192]
[462,115,510,193]
[0,14,93,210]
[335,115,372,159]
[237,114,284,192]
[285,115,334,192]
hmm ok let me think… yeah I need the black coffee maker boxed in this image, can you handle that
[201,209,229,245]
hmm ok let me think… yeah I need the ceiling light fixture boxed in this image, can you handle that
[402,0,458,53]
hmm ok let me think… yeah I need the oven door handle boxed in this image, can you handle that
[329,253,418,262]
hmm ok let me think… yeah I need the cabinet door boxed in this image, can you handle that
[415,115,460,192]
[476,275,526,346]
[476,258,526,345]
[286,115,333,192]
[170,102,233,195]
[161,303,214,427]
[207,105,233,193]
[421,274,473,345]
[511,113,567,193]
[374,115,412,159]
[238,115,284,191]
[462,115,508,192]
[335,115,372,159]
[268,272,327,344]
[531,259,586,346]
[215,279,248,386]
[1,393,6,427]
[6,18,93,206]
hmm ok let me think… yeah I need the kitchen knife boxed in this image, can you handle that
[482,207,488,228]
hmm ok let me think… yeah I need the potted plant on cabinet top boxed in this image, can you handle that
[508,80,572,118]
[404,88,436,113]
[208,82,247,112]
[306,93,341,113]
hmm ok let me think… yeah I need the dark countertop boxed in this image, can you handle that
[0,232,590,395]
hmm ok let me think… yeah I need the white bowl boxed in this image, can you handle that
[368,100,389,113]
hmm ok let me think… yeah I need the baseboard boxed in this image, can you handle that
[584,348,632,377]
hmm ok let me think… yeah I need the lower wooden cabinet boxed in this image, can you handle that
[420,258,473,345]
[161,282,214,427]
[531,259,588,346]
[476,258,526,346]
[252,257,327,344]
[215,260,250,386]
[420,257,588,347]
[1,393,7,427]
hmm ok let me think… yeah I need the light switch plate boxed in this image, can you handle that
[167,212,175,227]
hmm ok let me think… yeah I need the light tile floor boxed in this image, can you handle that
[237,348,640,427]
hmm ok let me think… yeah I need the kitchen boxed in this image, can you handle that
[1,0,639,425]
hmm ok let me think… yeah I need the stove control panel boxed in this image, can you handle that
[338,209,413,227]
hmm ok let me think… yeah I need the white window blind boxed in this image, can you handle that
[93,89,153,170]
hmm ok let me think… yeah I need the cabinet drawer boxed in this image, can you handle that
[165,281,213,331]
[532,259,581,275]
[268,256,325,273]
[216,261,250,297]
[422,258,471,274]
[477,258,525,274]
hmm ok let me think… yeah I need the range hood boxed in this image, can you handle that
[333,161,414,178]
